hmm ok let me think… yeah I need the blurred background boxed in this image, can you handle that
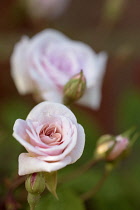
[0,0,140,209]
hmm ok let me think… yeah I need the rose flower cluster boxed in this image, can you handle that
[11,28,109,207]
[11,29,108,174]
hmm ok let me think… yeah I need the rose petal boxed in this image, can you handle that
[37,124,77,161]
[10,36,34,94]
[42,90,62,103]
[18,153,72,175]
[30,29,69,47]
[27,101,77,124]
[78,52,107,109]
[13,119,45,155]
[70,124,85,163]
[107,136,129,160]
[78,85,102,110]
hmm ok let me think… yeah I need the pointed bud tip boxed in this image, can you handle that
[52,190,59,200]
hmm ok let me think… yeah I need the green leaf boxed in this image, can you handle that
[36,187,85,210]
[62,170,99,194]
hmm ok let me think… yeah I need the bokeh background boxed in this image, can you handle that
[0,0,140,209]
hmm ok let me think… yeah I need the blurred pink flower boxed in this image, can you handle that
[25,0,71,19]
[107,136,129,161]
[13,102,85,175]
[11,29,107,109]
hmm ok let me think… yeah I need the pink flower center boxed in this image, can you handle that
[39,125,62,146]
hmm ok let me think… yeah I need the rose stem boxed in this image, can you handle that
[80,168,110,201]
[59,158,102,183]
[9,176,26,191]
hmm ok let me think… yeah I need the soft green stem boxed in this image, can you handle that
[30,206,35,210]
[81,169,110,201]
[27,193,40,210]
[59,158,102,183]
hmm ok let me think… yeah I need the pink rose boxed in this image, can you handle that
[11,29,107,109]
[25,0,71,19]
[13,102,85,175]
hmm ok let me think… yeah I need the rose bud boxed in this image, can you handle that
[106,136,129,161]
[11,29,107,110]
[25,173,46,209]
[63,70,86,105]
[94,129,137,162]
[25,173,45,194]
[94,135,115,160]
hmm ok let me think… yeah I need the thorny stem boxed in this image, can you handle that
[81,168,110,201]
[59,158,102,183]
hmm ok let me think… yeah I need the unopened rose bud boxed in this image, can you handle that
[94,135,115,159]
[25,173,46,210]
[25,173,45,194]
[107,136,129,161]
[63,70,86,105]
[95,128,138,162]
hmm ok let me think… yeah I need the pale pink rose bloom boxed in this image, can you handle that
[11,29,107,109]
[13,102,85,175]
[25,0,71,19]
[107,136,129,161]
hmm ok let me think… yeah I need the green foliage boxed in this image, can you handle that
[62,170,99,193]
[116,89,140,131]
[0,98,32,175]
[1,97,32,130]
[1,91,140,210]
[35,187,85,210]
[78,170,131,210]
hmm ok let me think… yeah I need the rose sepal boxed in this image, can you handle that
[43,171,58,199]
